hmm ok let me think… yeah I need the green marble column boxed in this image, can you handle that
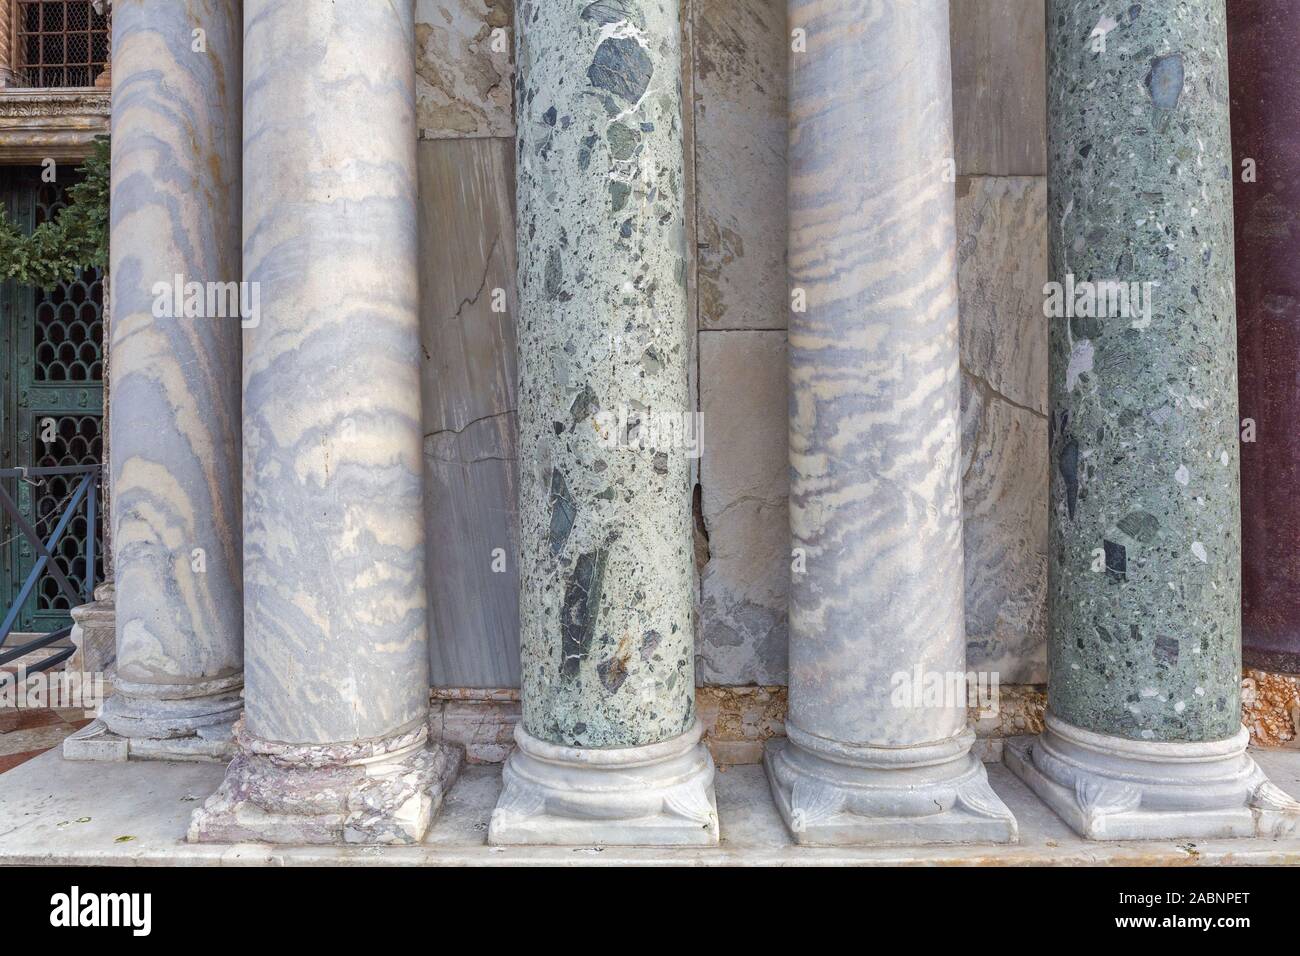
[1006,0,1299,840]
[488,0,717,846]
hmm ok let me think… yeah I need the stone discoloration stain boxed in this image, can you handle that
[415,0,514,139]
[1242,669,1300,748]
[1046,0,1241,743]
[515,0,694,748]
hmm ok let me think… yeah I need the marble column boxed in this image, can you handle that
[1006,0,1300,840]
[488,0,717,846]
[1228,2,1300,678]
[189,0,459,845]
[762,0,1016,846]
[65,0,244,763]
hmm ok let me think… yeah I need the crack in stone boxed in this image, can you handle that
[960,362,1047,420]
[447,233,502,323]
[424,409,515,441]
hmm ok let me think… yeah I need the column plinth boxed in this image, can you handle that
[189,719,461,845]
[66,0,244,764]
[488,0,714,846]
[765,0,1016,846]
[1006,716,1296,840]
[189,0,457,846]
[492,721,717,846]
[1009,0,1300,839]
[766,727,1013,846]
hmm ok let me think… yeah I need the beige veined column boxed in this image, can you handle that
[65,0,244,763]
[189,0,461,846]
[763,0,1017,845]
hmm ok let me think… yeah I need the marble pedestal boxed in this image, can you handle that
[64,673,240,762]
[1007,714,1300,840]
[189,720,462,845]
[765,727,1016,846]
[490,721,718,846]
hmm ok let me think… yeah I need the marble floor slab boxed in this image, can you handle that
[0,742,1297,865]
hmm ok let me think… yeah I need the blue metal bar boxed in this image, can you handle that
[0,625,73,667]
[0,463,98,478]
[0,481,80,605]
[26,644,76,673]
[0,472,92,646]
[0,465,98,478]
[85,469,97,602]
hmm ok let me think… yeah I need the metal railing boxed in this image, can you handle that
[0,464,98,672]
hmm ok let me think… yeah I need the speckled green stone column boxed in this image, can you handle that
[490,0,717,846]
[1005,0,1300,840]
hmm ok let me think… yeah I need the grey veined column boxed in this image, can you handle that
[66,0,244,762]
[1005,0,1300,840]
[762,0,1017,845]
[488,0,717,846]
[189,0,460,845]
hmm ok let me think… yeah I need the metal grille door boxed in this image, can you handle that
[0,166,105,632]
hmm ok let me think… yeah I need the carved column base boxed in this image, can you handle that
[63,674,243,762]
[188,718,463,846]
[68,581,116,677]
[1005,712,1300,840]
[764,724,1018,846]
[489,721,719,846]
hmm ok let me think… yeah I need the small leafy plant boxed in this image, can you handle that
[0,136,110,287]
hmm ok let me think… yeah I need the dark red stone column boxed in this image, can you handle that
[1229,1,1300,675]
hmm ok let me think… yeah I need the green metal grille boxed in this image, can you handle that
[0,167,105,632]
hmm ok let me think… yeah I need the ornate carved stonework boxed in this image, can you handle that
[0,89,110,163]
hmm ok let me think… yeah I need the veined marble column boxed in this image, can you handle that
[488,0,717,846]
[1228,2,1300,678]
[66,0,244,763]
[762,0,1016,846]
[189,0,459,845]
[1006,0,1300,839]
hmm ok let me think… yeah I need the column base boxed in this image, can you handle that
[63,674,243,762]
[1005,713,1300,841]
[763,724,1019,846]
[188,718,463,846]
[488,720,719,846]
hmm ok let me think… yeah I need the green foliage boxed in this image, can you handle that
[0,137,110,287]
